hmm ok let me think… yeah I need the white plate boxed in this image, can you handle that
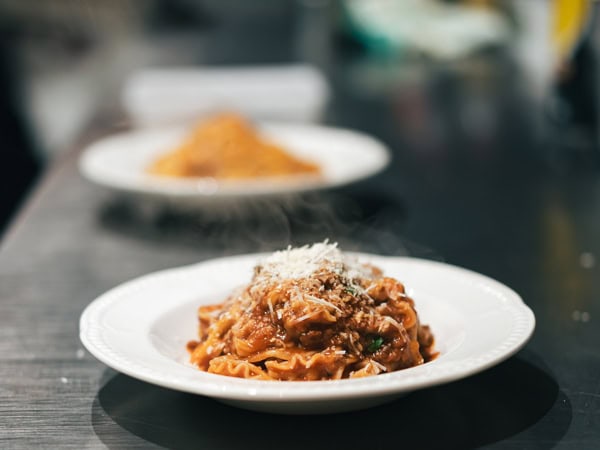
[79,253,535,414]
[78,122,391,202]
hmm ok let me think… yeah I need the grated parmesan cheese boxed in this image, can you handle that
[257,240,371,281]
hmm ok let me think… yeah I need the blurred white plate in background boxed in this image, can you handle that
[122,65,330,127]
[78,121,391,203]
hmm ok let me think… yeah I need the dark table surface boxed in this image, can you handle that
[2,14,600,449]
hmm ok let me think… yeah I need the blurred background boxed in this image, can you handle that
[1,0,598,237]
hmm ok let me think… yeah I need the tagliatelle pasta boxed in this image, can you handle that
[147,112,321,179]
[187,241,437,381]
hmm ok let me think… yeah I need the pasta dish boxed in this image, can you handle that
[187,242,437,381]
[147,113,321,179]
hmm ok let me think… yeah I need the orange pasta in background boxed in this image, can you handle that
[187,242,437,381]
[147,113,321,179]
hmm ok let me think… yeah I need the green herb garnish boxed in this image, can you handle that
[367,336,384,352]
[344,285,358,296]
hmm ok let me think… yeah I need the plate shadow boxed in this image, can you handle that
[91,352,570,450]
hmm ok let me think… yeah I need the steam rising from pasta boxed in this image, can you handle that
[187,241,437,380]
